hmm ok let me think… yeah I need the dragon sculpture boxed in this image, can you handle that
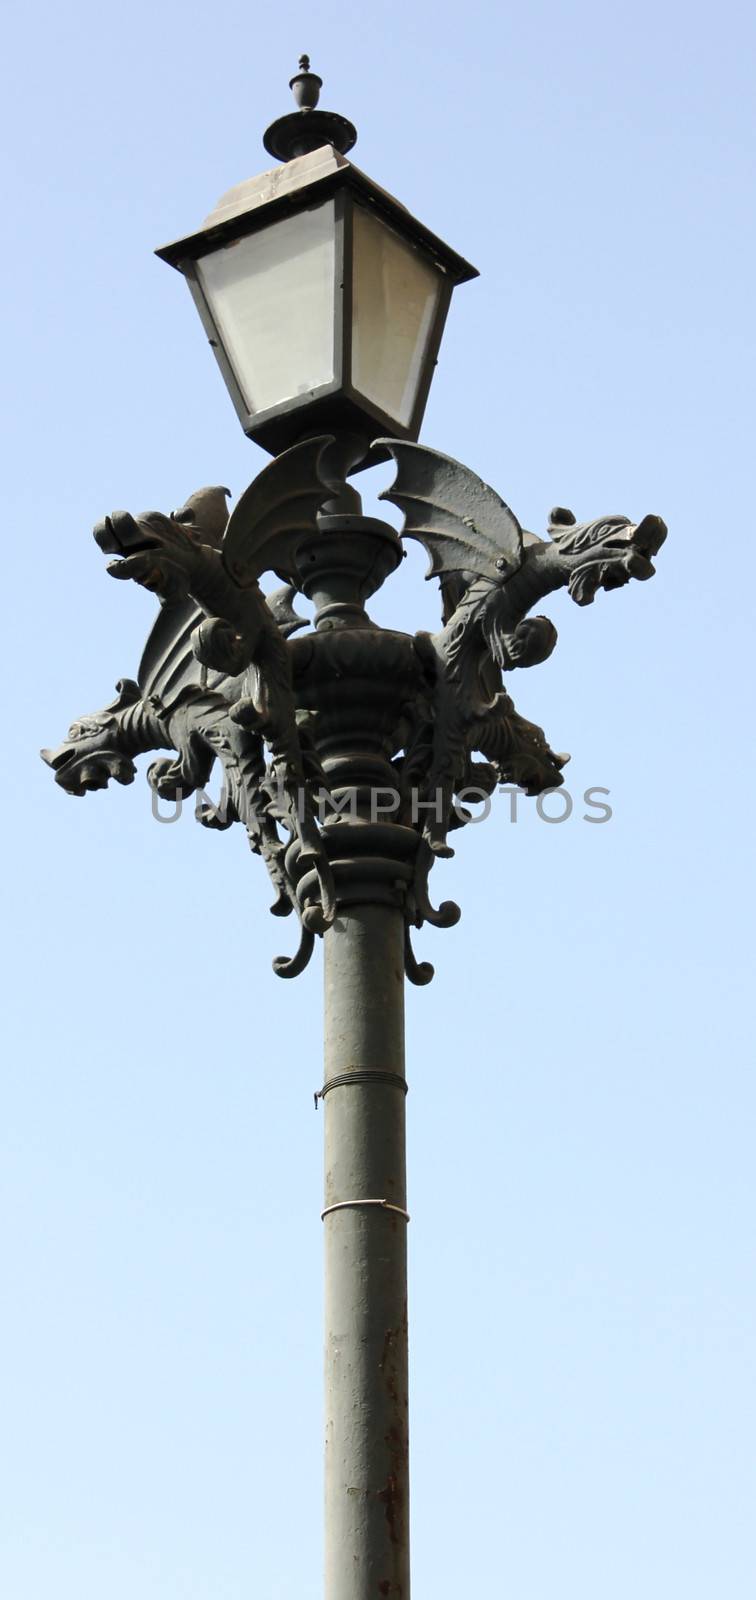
[43,437,338,974]
[378,440,666,860]
[43,435,666,979]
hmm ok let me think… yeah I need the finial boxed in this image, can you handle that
[263,58,357,164]
[290,54,322,111]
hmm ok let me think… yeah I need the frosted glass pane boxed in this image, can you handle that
[197,200,336,415]
[351,205,443,428]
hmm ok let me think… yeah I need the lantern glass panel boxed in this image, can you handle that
[196,198,337,415]
[351,204,444,428]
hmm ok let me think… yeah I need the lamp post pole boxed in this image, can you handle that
[42,59,666,1600]
[309,545,418,1595]
[323,906,409,1597]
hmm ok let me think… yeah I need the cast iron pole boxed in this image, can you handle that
[323,905,409,1598]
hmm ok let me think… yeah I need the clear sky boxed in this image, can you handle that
[2,1,754,1596]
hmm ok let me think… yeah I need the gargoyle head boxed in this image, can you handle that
[40,680,141,795]
[547,509,667,606]
[92,488,230,605]
[93,508,196,604]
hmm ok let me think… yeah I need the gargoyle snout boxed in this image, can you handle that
[633,513,667,558]
[40,744,66,771]
[625,513,667,581]
[40,739,135,795]
[93,509,156,556]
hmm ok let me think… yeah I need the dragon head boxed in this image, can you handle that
[40,680,141,795]
[547,508,667,606]
[93,506,209,605]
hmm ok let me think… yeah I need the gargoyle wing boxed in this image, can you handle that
[222,435,333,587]
[138,598,211,706]
[376,440,524,581]
[97,435,328,708]
[137,587,308,707]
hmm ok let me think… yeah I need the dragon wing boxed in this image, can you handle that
[376,440,524,581]
[137,598,212,705]
[135,436,331,705]
[222,435,333,588]
[137,588,308,706]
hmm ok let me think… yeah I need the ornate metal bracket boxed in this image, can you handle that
[42,436,666,978]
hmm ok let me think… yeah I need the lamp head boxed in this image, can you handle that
[156,62,478,465]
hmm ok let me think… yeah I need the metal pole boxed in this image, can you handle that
[323,902,410,1600]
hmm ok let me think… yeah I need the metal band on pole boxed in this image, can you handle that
[321,1198,410,1223]
[314,1068,408,1108]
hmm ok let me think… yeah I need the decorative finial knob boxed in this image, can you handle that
[290,54,323,111]
[263,57,357,163]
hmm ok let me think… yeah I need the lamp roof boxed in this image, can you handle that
[156,145,478,287]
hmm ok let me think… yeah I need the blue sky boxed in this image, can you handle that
[2,1,754,1595]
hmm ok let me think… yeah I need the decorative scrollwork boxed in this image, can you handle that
[403,925,434,987]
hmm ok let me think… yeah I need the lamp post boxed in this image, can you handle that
[42,59,666,1600]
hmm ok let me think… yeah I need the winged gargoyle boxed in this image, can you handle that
[42,437,338,972]
[378,440,667,857]
[42,429,666,982]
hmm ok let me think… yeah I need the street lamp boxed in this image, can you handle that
[42,59,666,1600]
[156,56,476,462]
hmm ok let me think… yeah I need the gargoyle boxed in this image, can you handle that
[41,671,293,917]
[42,430,666,982]
[379,439,666,856]
[42,437,340,965]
